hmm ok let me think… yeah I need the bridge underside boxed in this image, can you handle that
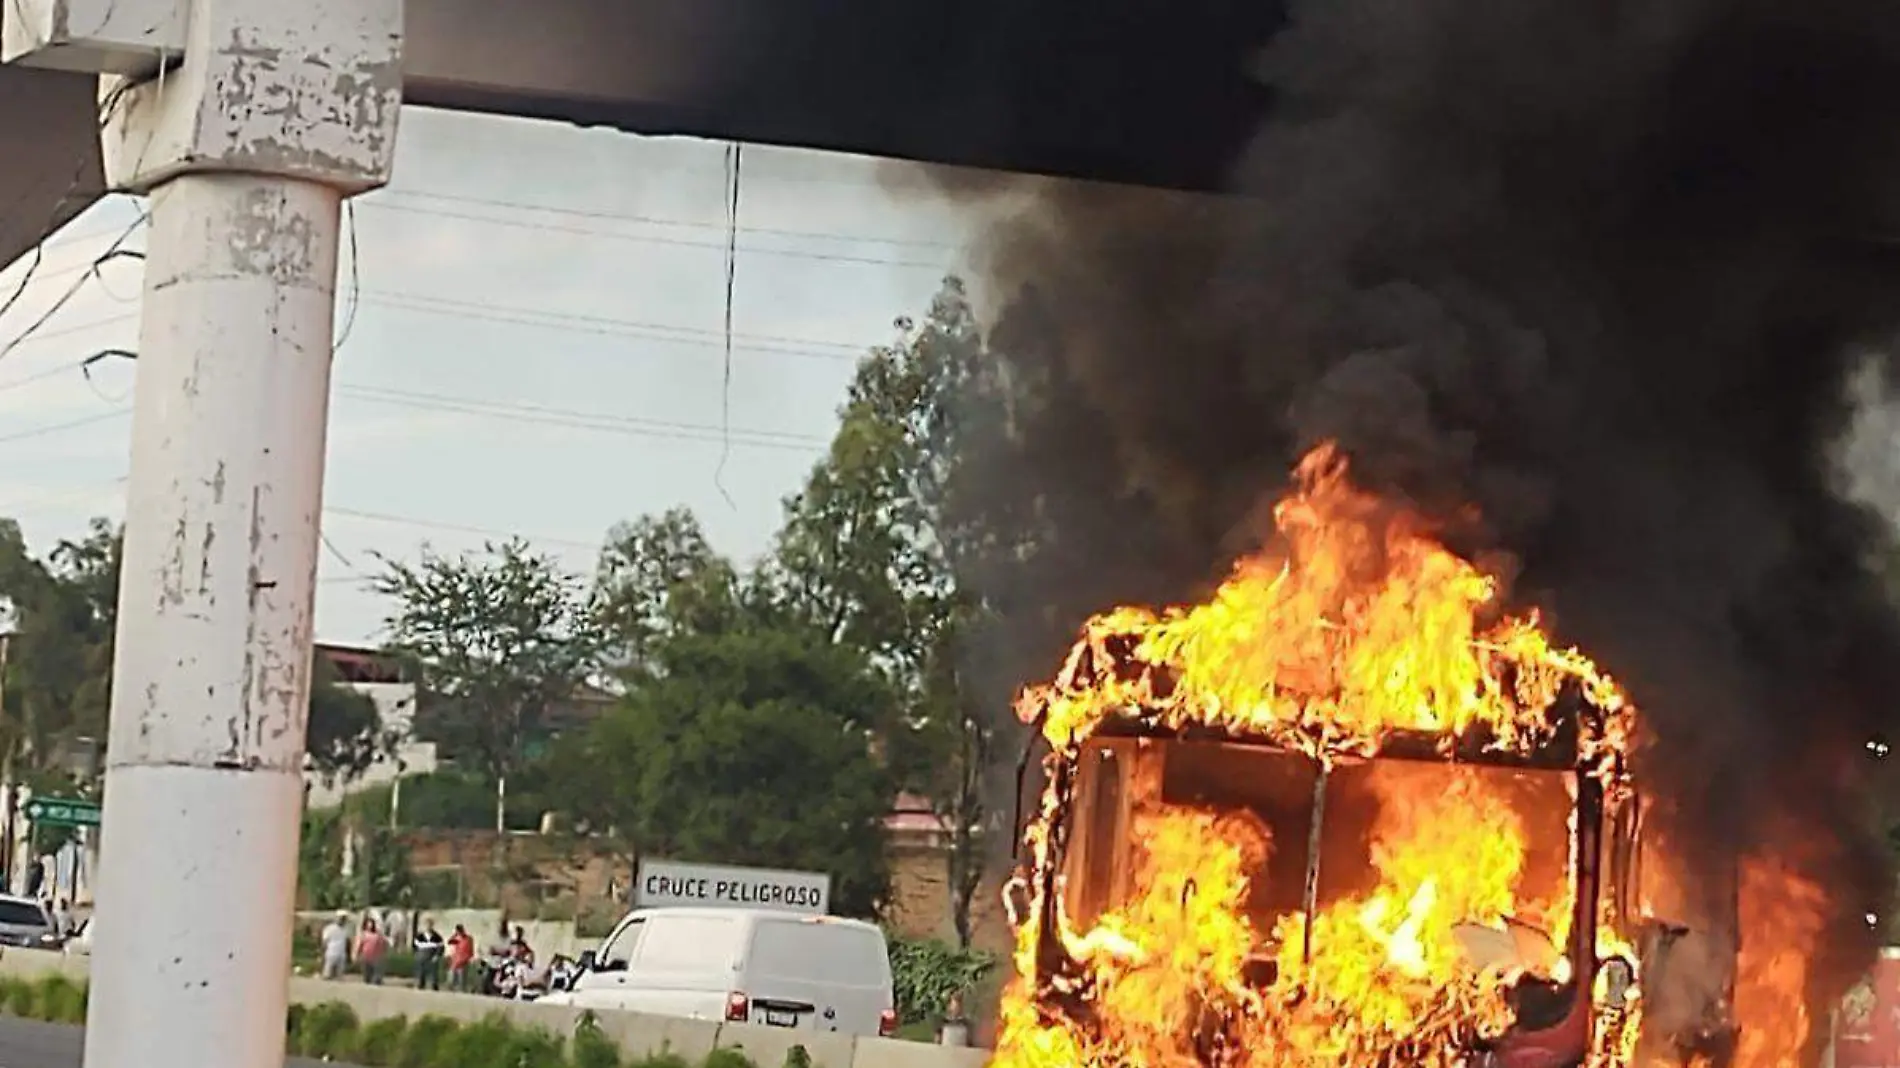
[0,67,103,270]
[1,0,1277,267]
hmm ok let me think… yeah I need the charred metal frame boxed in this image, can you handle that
[1013,688,1624,1055]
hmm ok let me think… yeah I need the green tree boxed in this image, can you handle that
[771,277,1011,944]
[303,656,392,789]
[594,508,748,677]
[549,625,896,917]
[372,539,604,830]
[298,806,414,909]
[0,519,119,771]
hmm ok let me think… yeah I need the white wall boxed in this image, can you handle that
[303,680,434,810]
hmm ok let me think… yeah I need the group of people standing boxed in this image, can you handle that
[317,912,489,990]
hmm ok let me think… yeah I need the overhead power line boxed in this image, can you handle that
[0,408,128,445]
[373,188,965,252]
[0,375,835,457]
[0,475,608,555]
[353,200,953,272]
[322,506,600,551]
[361,290,868,361]
[0,212,148,367]
[333,382,829,452]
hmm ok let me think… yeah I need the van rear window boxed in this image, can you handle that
[749,922,888,986]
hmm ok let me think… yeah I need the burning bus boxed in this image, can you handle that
[990,444,1742,1068]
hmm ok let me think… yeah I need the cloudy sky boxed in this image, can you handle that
[0,107,976,644]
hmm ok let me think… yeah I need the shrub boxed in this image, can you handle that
[570,1015,621,1068]
[784,1046,813,1068]
[0,977,35,1018]
[703,1049,756,1068]
[354,1015,409,1066]
[290,926,321,973]
[887,936,996,1025]
[500,1025,565,1068]
[395,1014,460,1068]
[34,976,85,1024]
[298,1000,362,1059]
[433,1013,515,1068]
[383,950,418,979]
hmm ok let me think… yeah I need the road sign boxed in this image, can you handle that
[22,796,100,828]
[635,858,830,915]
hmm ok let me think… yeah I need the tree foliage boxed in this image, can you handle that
[372,539,605,797]
[594,508,748,677]
[889,935,997,1025]
[298,806,413,910]
[304,656,393,788]
[0,519,119,767]
[772,277,1013,943]
[0,517,390,789]
[549,625,896,917]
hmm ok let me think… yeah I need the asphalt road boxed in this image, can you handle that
[0,1016,347,1067]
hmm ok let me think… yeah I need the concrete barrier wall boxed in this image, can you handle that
[0,949,990,1068]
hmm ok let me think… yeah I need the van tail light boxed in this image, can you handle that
[725,992,750,1022]
[879,1008,898,1037]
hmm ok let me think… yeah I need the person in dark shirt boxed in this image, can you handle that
[413,917,445,991]
[508,925,535,968]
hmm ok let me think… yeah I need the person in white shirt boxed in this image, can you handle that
[319,911,351,980]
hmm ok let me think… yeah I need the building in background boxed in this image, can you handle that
[303,642,435,810]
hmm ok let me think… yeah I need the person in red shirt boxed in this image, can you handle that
[354,918,390,986]
[445,923,476,993]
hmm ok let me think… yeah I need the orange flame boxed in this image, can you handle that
[1733,858,1828,1068]
[1019,444,1631,763]
[995,442,1648,1067]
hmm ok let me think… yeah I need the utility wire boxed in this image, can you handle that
[0,313,136,357]
[353,200,949,272]
[0,83,142,332]
[0,409,128,445]
[0,214,147,367]
[322,506,600,551]
[0,476,605,555]
[334,201,362,355]
[360,290,863,360]
[374,188,965,252]
[714,142,743,506]
[333,382,826,453]
[0,290,870,377]
[0,359,87,395]
[0,375,830,454]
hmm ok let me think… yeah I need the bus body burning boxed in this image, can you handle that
[989,444,1742,1068]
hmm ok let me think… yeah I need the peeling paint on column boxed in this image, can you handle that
[105,175,340,777]
[210,22,402,183]
[101,0,402,195]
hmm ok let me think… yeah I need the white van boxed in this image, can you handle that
[547,907,897,1037]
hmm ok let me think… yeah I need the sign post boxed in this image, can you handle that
[634,859,831,915]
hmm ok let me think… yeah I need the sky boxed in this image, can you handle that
[0,107,977,645]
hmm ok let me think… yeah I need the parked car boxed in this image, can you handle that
[541,907,897,1038]
[0,895,62,950]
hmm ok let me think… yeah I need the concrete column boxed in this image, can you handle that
[84,4,401,1068]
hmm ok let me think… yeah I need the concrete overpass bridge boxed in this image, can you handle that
[1,0,1282,267]
[0,4,1279,1068]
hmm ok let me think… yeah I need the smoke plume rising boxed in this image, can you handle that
[932,0,1900,1027]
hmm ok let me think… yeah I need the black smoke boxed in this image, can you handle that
[931,0,1900,1029]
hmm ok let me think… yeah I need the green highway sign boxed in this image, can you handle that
[22,797,100,828]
